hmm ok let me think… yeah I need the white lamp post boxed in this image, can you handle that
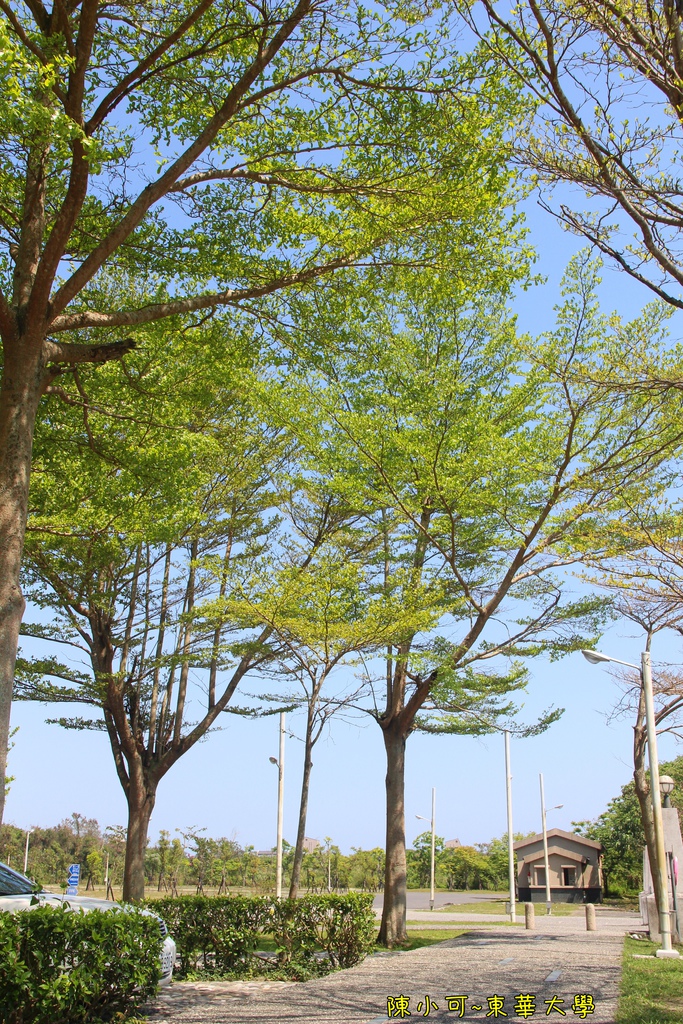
[539,774,563,915]
[269,711,286,899]
[416,787,436,911]
[582,648,679,957]
[23,829,33,875]
[504,730,516,922]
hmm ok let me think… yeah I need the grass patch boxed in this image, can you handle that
[617,936,683,1024]
[432,900,577,916]
[603,896,640,912]
[400,929,468,950]
[407,918,524,928]
[398,926,541,948]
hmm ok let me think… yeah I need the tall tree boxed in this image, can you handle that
[221,526,436,898]
[13,314,299,899]
[0,0,528,820]
[276,254,683,944]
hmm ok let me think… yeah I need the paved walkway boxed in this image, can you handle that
[146,910,641,1024]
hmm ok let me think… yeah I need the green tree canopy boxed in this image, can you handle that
[0,0,533,825]
[267,253,683,944]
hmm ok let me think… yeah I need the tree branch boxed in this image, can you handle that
[27,0,99,313]
[48,255,364,332]
[169,166,403,197]
[49,0,315,317]
[42,337,136,376]
[0,286,14,339]
[85,0,217,133]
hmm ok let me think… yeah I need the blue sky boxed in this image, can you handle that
[7,189,683,858]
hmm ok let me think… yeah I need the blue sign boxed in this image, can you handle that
[66,863,80,894]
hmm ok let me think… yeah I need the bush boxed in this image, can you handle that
[149,892,375,979]
[149,894,269,976]
[0,904,162,1024]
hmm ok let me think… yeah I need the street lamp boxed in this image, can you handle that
[582,648,680,958]
[23,829,33,875]
[660,776,675,808]
[539,774,563,915]
[504,730,516,922]
[416,787,436,911]
[269,711,286,899]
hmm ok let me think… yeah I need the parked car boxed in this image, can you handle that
[0,860,176,985]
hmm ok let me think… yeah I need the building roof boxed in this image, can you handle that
[518,846,589,866]
[513,828,602,852]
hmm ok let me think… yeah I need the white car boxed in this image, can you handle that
[0,860,176,986]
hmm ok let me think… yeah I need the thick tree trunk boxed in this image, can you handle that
[289,708,316,899]
[378,722,408,947]
[0,341,44,823]
[122,774,157,902]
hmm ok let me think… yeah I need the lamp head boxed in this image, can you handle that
[581,649,612,665]
[660,776,675,806]
[269,756,278,765]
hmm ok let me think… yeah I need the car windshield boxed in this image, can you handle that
[0,862,40,895]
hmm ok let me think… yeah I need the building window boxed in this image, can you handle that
[535,867,546,887]
[562,866,576,886]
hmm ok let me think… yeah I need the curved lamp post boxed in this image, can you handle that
[582,649,679,958]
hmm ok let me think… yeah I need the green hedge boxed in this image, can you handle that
[149,893,375,978]
[0,904,162,1024]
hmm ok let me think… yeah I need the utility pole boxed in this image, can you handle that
[270,711,286,898]
[504,731,516,922]
[539,773,552,915]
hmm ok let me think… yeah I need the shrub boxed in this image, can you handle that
[270,894,376,969]
[149,894,269,976]
[149,892,375,979]
[0,904,162,1024]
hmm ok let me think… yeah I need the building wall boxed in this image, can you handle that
[518,887,602,904]
[515,831,602,904]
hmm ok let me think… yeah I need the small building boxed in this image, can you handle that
[515,828,603,904]
[302,837,321,853]
[444,839,461,849]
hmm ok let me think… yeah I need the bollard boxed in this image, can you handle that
[525,902,535,930]
[585,903,596,931]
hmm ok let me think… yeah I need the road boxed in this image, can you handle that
[372,890,511,911]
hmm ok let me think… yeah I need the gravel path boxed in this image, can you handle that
[146,910,641,1024]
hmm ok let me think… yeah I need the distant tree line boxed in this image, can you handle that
[0,815,529,895]
[11,751,683,900]
[0,816,383,895]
